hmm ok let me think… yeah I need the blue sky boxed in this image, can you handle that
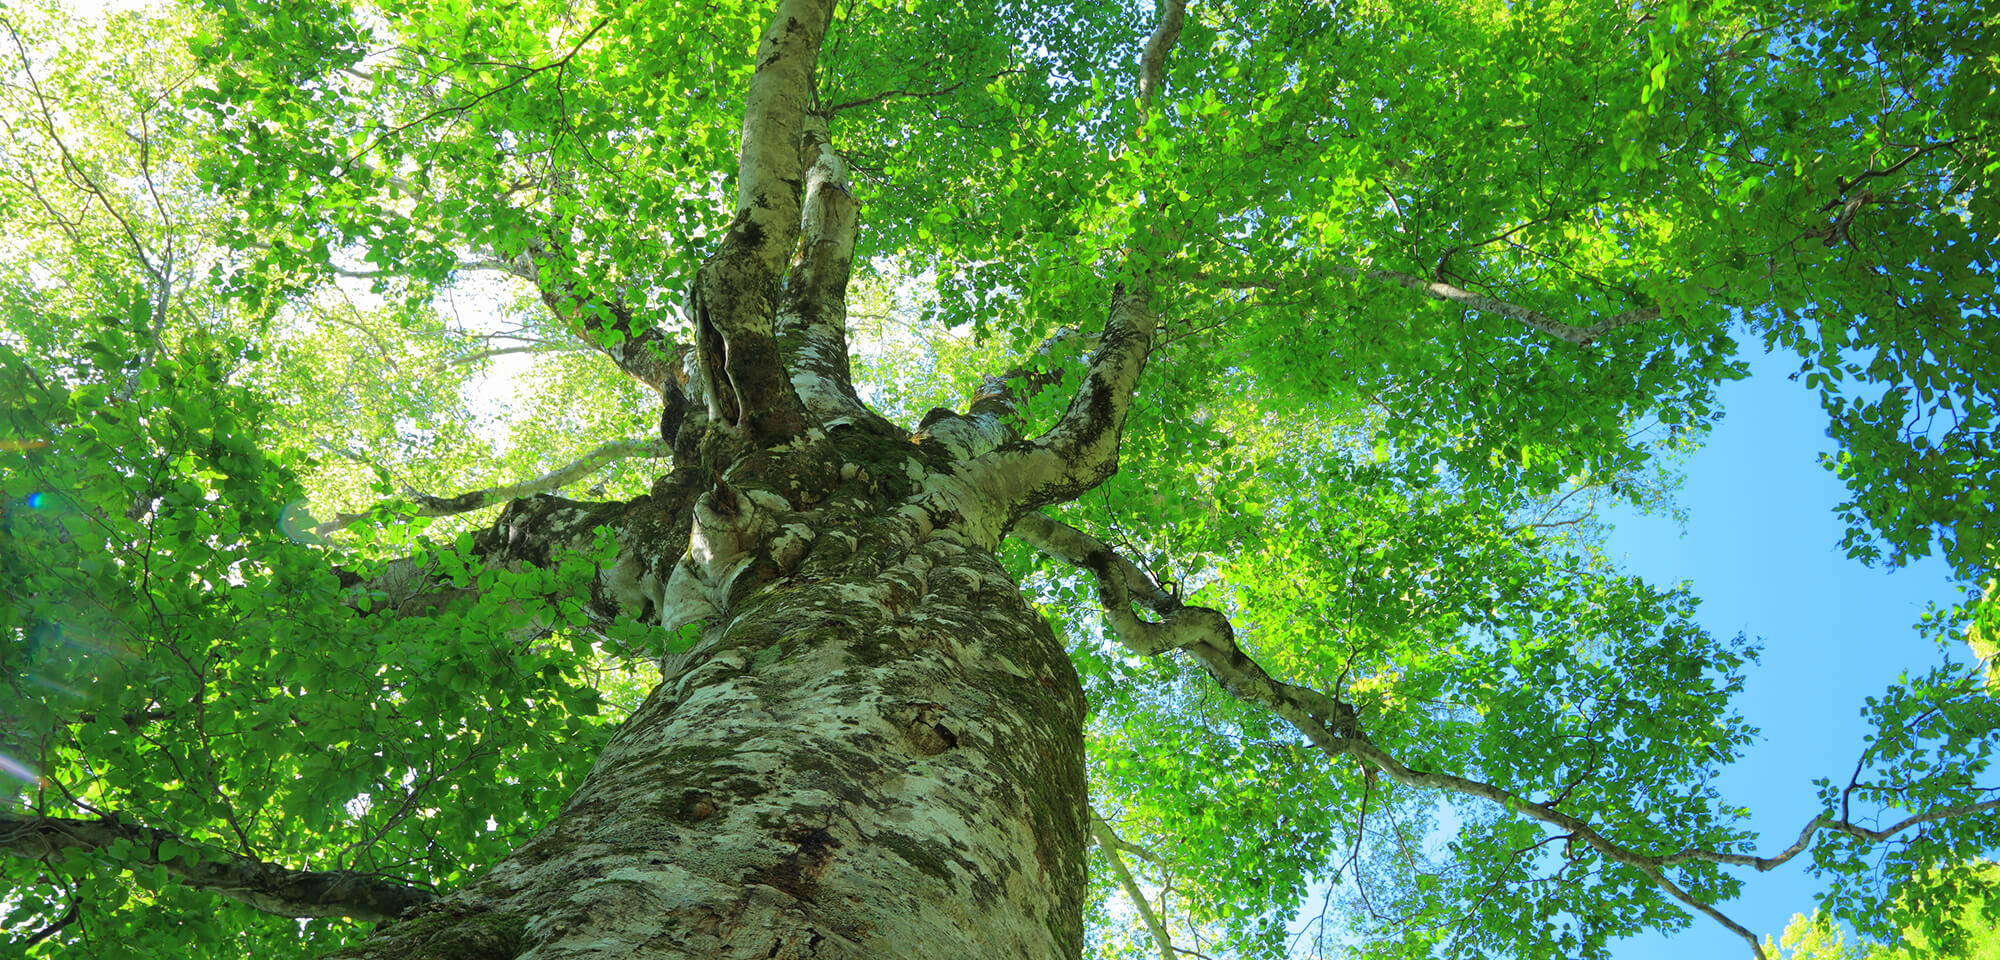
[1604,345,1962,958]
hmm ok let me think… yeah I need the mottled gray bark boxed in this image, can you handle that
[319,0,1151,952]
[330,431,1089,960]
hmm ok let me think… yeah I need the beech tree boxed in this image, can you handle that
[2,0,1997,958]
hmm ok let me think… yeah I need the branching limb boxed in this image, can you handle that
[1,14,172,400]
[727,0,837,281]
[336,17,614,171]
[1009,512,1354,738]
[966,288,1158,515]
[313,436,668,536]
[514,236,688,397]
[1662,797,2000,873]
[1012,512,1994,959]
[1092,812,1166,866]
[339,475,701,638]
[1,16,163,288]
[774,114,892,433]
[1820,139,1959,207]
[913,327,1083,459]
[686,0,836,445]
[959,0,1186,512]
[1091,812,1176,960]
[0,811,433,922]
[1136,0,1187,102]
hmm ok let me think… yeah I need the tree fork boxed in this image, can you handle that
[330,461,1089,959]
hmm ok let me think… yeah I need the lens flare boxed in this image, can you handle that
[25,673,82,698]
[0,753,42,786]
[279,498,324,543]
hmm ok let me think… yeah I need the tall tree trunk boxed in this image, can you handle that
[331,452,1089,959]
[326,0,1119,950]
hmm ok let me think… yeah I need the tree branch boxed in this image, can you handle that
[337,17,614,171]
[1821,139,1959,208]
[1008,512,2000,960]
[1213,266,1660,345]
[1009,512,1354,735]
[966,289,1158,516]
[773,114,892,433]
[1363,267,1663,344]
[727,0,837,279]
[912,327,1084,459]
[442,342,589,368]
[0,811,433,922]
[313,436,668,536]
[338,480,700,641]
[1091,813,1177,960]
[515,236,688,397]
[1136,0,1187,102]
[827,68,1023,116]
[686,0,836,445]
[960,0,1187,515]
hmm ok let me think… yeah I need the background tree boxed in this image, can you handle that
[1764,862,2000,960]
[2,0,1997,958]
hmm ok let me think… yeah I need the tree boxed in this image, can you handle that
[1765,862,2000,960]
[2,0,1997,957]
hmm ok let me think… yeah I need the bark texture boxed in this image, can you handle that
[332,433,1089,959]
[317,0,1150,953]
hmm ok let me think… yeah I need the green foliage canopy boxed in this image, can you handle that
[1,0,1997,957]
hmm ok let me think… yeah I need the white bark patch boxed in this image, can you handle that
[659,482,789,633]
[399,530,1087,959]
[598,551,665,620]
[913,413,1010,460]
[768,523,816,573]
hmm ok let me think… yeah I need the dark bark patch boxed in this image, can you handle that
[1052,376,1115,457]
[888,702,957,756]
[734,217,767,253]
[384,904,527,960]
[667,790,722,823]
[747,823,842,902]
[872,831,987,898]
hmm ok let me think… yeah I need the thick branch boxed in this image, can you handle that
[912,327,1083,460]
[0,812,432,922]
[773,115,890,432]
[314,436,668,535]
[517,238,687,396]
[1136,0,1187,102]
[1012,512,2000,960]
[1211,266,1659,345]
[957,0,1187,511]
[966,290,1158,516]
[1091,814,1176,960]
[687,0,836,445]
[729,0,837,278]
[339,480,700,638]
